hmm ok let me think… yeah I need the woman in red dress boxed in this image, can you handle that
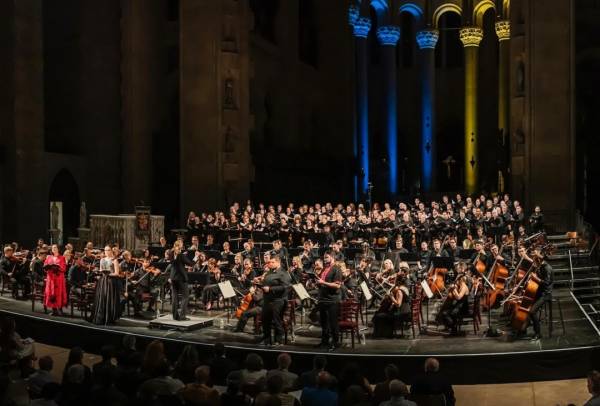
[43,244,67,315]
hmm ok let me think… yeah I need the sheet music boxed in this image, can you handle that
[292,283,311,301]
[421,279,434,299]
[218,281,236,299]
[359,281,372,301]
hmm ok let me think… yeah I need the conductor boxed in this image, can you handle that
[169,240,199,321]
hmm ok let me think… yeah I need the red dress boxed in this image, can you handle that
[43,254,67,309]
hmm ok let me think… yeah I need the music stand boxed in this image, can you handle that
[292,283,316,332]
[431,257,454,271]
[218,281,237,326]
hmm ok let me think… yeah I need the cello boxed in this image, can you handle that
[427,236,450,296]
[483,244,510,310]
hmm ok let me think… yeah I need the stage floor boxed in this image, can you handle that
[0,291,598,357]
[4,292,600,384]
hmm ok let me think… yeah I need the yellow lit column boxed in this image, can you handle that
[495,20,510,192]
[459,27,484,194]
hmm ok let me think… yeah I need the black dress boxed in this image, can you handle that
[90,258,123,325]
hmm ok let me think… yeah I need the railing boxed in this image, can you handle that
[570,291,600,337]
[569,249,574,291]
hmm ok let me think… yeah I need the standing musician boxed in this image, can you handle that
[43,244,67,316]
[169,240,199,321]
[526,249,553,340]
[234,285,263,333]
[316,256,343,351]
[67,252,90,296]
[254,255,290,347]
[439,274,470,335]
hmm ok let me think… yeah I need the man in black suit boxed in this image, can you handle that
[169,240,198,320]
[316,253,343,351]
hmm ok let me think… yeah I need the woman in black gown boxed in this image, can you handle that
[90,245,123,325]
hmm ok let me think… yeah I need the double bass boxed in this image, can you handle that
[483,244,510,310]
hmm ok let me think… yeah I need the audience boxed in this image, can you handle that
[372,364,399,406]
[379,380,416,406]
[138,358,184,400]
[173,344,201,384]
[91,345,116,385]
[10,316,592,406]
[221,370,251,406]
[209,343,237,386]
[61,347,91,387]
[178,365,220,406]
[410,358,455,406]
[240,353,267,387]
[30,382,61,406]
[298,355,328,389]
[255,374,300,406]
[585,370,600,406]
[27,355,56,398]
[300,371,338,406]
[60,364,89,406]
[266,352,299,392]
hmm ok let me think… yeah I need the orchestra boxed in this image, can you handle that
[0,193,558,348]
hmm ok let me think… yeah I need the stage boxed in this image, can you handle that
[2,290,600,385]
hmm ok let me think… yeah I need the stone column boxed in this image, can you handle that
[353,16,371,198]
[495,20,510,192]
[377,26,401,197]
[459,27,484,194]
[416,29,439,192]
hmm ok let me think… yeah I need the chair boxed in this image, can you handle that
[31,280,47,313]
[282,299,296,344]
[0,274,17,298]
[338,300,360,348]
[458,293,482,335]
[70,284,96,319]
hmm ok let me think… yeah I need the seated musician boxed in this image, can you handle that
[67,252,91,296]
[129,259,159,317]
[0,245,30,298]
[270,240,289,266]
[375,259,396,287]
[446,238,462,260]
[469,240,488,272]
[300,240,317,271]
[431,239,450,258]
[329,241,345,262]
[418,241,432,272]
[238,258,256,291]
[389,235,408,255]
[29,250,48,286]
[372,276,411,338]
[439,274,470,335]
[288,256,303,285]
[234,286,264,333]
[201,258,222,310]
[486,244,509,270]
[241,241,256,263]
[220,241,234,266]
[341,265,358,300]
